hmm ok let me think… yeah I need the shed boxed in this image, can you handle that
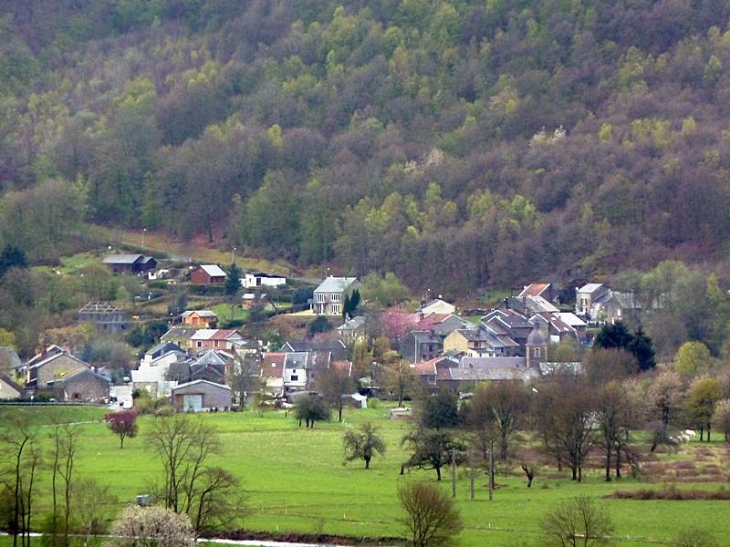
[190,265,227,285]
[171,380,231,412]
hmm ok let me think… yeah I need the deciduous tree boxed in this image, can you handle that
[343,422,386,469]
[541,495,614,547]
[398,482,463,547]
[106,410,139,449]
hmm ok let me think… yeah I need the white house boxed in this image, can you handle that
[241,272,287,289]
[311,277,360,316]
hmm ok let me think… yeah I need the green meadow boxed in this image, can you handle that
[3,404,730,546]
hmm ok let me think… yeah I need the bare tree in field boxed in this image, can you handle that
[541,496,614,547]
[0,412,40,547]
[145,413,244,533]
[48,420,79,547]
[318,366,355,422]
[398,482,463,547]
[467,382,528,461]
[343,422,386,469]
[533,381,596,481]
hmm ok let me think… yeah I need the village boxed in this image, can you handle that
[0,250,645,413]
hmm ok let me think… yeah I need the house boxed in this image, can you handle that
[168,349,232,385]
[311,276,360,315]
[400,330,443,364]
[79,301,130,333]
[0,346,22,380]
[132,342,186,398]
[281,339,349,362]
[190,329,244,351]
[279,351,332,395]
[260,353,286,398]
[102,254,157,274]
[190,264,227,285]
[603,291,642,326]
[575,283,641,324]
[437,357,540,392]
[518,283,554,302]
[242,293,270,309]
[415,313,472,340]
[414,355,460,387]
[54,368,110,403]
[181,310,218,327]
[337,316,366,343]
[481,309,534,355]
[575,283,610,319]
[160,327,200,350]
[242,272,287,289]
[24,346,91,389]
[419,298,456,316]
[0,374,22,400]
[530,312,580,344]
[443,328,507,357]
[171,380,231,412]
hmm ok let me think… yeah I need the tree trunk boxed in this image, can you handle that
[605,446,612,482]
[365,457,370,470]
[436,465,442,481]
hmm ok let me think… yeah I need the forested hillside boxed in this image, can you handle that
[2,0,730,295]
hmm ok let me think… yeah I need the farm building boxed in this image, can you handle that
[171,380,231,412]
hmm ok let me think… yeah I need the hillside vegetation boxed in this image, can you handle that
[1,0,730,296]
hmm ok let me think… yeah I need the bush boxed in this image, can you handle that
[398,482,463,547]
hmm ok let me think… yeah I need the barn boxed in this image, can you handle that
[171,379,231,412]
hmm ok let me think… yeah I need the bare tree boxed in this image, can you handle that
[230,353,261,410]
[343,422,386,469]
[47,421,79,547]
[69,478,116,546]
[534,381,596,481]
[108,505,196,547]
[145,413,242,533]
[384,359,416,407]
[541,495,614,547]
[317,366,355,422]
[398,482,463,547]
[0,413,40,547]
[468,382,528,461]
[711,398,730,442]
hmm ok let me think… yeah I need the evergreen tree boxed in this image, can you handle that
[0,245,27,278]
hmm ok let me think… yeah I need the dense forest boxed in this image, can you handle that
[2,0,730,296]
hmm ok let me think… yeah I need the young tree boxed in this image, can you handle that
[108,505,195,547]
[675,341,713,377]
[398,482,463,547]
[419,389,460,431]
[47,420,79,547]
[106,410,139,448]
[68,478,117,545]
[343,422,386,469]
[541,496,614,547]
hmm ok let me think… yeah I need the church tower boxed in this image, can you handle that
[525,322,547,369]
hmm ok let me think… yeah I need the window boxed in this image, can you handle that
[332,304,340,314]
[331,293,340,301]
[533,347,540,358]
[291,375,299,382]
[317,293,326,302]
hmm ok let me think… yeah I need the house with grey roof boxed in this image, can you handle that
[311,276,360,316]
[102,254,157,274]
[79,301,130,333]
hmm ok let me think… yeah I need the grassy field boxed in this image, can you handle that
[3,404,730,546]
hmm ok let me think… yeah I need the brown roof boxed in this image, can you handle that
[518,283,551,298]
[260,353,285,379]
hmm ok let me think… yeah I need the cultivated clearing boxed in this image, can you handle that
[2,404,730,546]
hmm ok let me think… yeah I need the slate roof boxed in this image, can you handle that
[103,254,145,265]
[314,276,358,293]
